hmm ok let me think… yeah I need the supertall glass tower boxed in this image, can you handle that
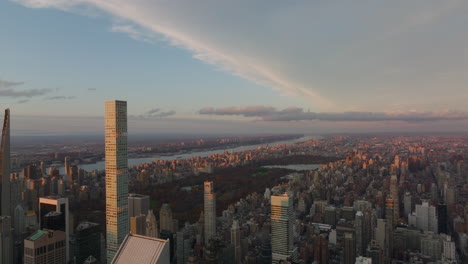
[105,100,129,263]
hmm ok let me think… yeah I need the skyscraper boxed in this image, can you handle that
[128,193,150,218]
[1,109,11,217]
[0,216,13,264]
[385,196,394,263]
[1,109,13,264]
[343,232,356,264]
[39,196,70,262]
[271,194,297,263]
[24,229,66,264]
[105,100,129,263]
[355,211,365,257]
[390,175,399,222]
[231,220,241,264]
[204,181,216,242]
[159,203,175,233]
[145,209,158,238]
[72,222,101,264]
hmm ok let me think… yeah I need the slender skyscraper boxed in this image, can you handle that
[271,194,297,263]
[231,220,241,264]
[204,181,216,242]
[0,109,13,264]
[105,100,129,263]
[1,109,11,216]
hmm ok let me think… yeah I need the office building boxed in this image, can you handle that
[146,209,158,238]
[385,196,394,263]
[38,196,69,262]
[130,214,146,235]
[366,240,382,264]
[128,193,150,218]
[105,100,129,263]
[343,232,356,264]
[271,194,297,263]
[355,211,365,257]
[204,181,216,242]
[408,201,438,233]
[390,175,400,221]
[111,234,170,264]
[231,220,241,264]
[160,204,175,233]
[24,229,66,264]
[72,222,101,264]
[0,216,13,264]
[404,192,412,218]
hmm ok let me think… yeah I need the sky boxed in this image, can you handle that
[1,0,468,135]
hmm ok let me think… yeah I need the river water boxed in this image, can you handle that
[57,135,318,173]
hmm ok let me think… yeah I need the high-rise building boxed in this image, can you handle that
[128,193,150,218]
[390,175,399,222]
[403,192,412,218]
[24,229,66,264]
[385,196,394,263]
[437,203,447,234]
[160,203,175,233]
[145,209,158,238]
[271,194,297,263]
[105,100,129,263]
[204,181,216,242]
[130,214,146,235]
[355,211,365,257]
[324,206,336,228]
[72,222,101,264]
[0,216,13,264]
[231,220,241,264]
[1,109,11,217]
[366,240,382,264]
[408,201,438,233]
[0,109,13,264]
[343,232,356,264]
[38,196,70,262]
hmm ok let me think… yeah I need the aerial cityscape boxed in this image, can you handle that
[1,1,468,264]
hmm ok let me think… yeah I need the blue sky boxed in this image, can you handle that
[2,0,468,135]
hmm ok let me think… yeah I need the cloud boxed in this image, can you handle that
[0,88,52,98]
[200,106,276,117]
[87,88,97,91]
[45,95,76,100]
[0,79,24,89]
[12,0,468,111]
[130,108,176,120]
[199,106,468,122]
[16,99,30,104]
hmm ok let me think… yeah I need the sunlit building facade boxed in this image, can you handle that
[105,100,129,263]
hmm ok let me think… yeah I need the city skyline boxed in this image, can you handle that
[2,1,468,134]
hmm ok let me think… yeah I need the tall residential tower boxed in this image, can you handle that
[1,109,13,264]
[105,100,129,263]
[204,181,216,242]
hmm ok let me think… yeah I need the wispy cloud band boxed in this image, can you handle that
[200,106,468,122]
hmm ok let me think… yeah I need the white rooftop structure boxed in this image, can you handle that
[111,234,170,264]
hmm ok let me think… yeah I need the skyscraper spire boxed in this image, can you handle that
[1,108,11,216]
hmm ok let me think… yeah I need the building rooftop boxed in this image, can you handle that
[112,234,169,264]
[28,230,47,241]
